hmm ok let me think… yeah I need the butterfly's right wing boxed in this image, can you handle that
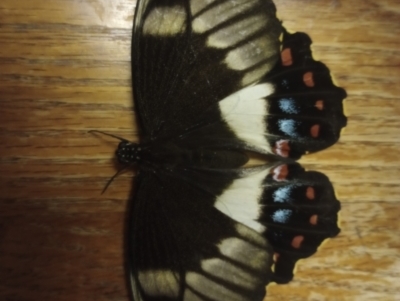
[129,170,274,301]
[128,162,340,300]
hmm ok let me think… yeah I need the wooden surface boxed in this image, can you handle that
[0,0,399,300]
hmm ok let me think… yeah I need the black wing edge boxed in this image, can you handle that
[261,162,341,284]
[262,27,347,160]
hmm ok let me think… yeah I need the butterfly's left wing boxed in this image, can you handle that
[132,0,346,161]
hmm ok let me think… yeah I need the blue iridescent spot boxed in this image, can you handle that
[272,209,292,223]
[279,98,298,114]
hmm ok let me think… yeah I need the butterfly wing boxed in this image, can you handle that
[132,0,346,160]
[132,0,282,140]
[129,169,274,301]
[211,163,341,284]
[165,29,347,160]
[129,162,340,299]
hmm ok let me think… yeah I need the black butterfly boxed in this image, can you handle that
[115,0,346,300]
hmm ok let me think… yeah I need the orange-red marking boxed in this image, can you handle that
[303,72,315,87]
[281,48,293,66]
[310,215,318,225]
[315,100,324,110]
[306,187,315,200]
[310,124,320,138]
[291,235,304,249]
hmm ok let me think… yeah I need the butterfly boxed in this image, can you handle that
[113,0,346,300]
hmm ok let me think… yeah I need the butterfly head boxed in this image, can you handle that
[116,141,141,165]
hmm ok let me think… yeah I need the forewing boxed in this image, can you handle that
[208,29,347,159]
[132,0,282,139]
[152,28,347,161]
[129,171,274,301]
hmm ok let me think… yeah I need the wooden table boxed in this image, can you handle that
[1,0,399,300]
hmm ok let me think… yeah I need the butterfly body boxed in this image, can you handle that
[121,0,347,300]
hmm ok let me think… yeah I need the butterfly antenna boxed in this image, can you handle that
[89,130,128,142]
[101,167,127,194]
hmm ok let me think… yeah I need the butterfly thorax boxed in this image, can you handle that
[116,141,142,164]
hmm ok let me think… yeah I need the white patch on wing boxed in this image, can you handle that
[235,223,269,248]
[183,289,205,301]
[215,167,271,232]
[218,83,274,154]
[225,36,276,70]
[143,6,186,36]
[186,272,248,301]
[218,237,271,271]
[241,62,275,86]
[138,270,180,298]
[192,0,259,33]
[207,14,267,48]
[190,0,219,16]
[201,258,259,290]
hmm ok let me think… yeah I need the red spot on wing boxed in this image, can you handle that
[315,100,324,110]
[310,124,320,138]
[291,236,304,249]
[303,72,315,87]
[281,48,293,66]
[310,215,318,225]
[306,187,315,200]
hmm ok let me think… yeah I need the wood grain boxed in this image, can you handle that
[0,0,399,300]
